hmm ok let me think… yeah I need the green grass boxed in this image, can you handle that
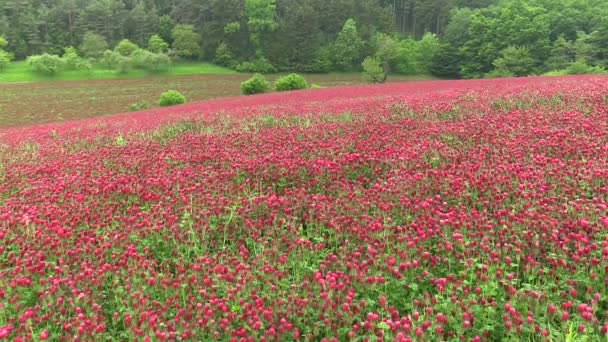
[0,60,236,83]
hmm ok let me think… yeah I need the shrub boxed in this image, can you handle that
[274,73,308,91]
[361,56,386,83]
[80,32,108,59]
[101,50,132,73]
[236,57,276,73]
[544,62,607,76]
[491,46,536,77]
[131,49,171,72]
[62,46,91,71]
[115,39,139,56]
[564,60,606,74]
[0,35,12,72]
[27,54,65,75]
[214,42,237,68]
[305,46,333,73]
[158,90,186,107]
[129,100,150,111]
[0,50,10,72]
[240,74,270,95]
[148,34,169,53]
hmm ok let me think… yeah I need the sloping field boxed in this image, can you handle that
[1,76,607,341]
[0,73,430,128]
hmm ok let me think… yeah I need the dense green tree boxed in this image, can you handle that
[490,45,536,77]
[545,35,576,70]
[362,56,385,83]
[148,34,169,53]
[171,24,200,59]
[114,39,139,56]
[27,53,65,75]
[80,31,109,58]
[0,0,606,77]
[158,15,175,44]
[0,35,12,71]
[332,18,363,71]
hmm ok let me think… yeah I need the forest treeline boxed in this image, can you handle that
[0,0,607,78]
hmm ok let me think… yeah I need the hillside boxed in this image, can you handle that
[1,76,607,340]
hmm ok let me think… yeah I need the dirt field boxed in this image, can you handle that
[0,73,429,128]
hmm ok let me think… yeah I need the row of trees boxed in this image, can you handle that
[1,0,607,78]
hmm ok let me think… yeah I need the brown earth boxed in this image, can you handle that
[0,73,429,128]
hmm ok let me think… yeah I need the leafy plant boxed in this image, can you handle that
[114,39,139,56]
[240,73,270,95]
[128,100,150,111]
[27,54,65,75]
[274,73,308,91]
[62,46,91,71]
[361,56,386,83]
[158,90,186,107]
[131,49,171,72]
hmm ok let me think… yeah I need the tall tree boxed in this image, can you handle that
[332,18,363,71]
[171,24,200,59]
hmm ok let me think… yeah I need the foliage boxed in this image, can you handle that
[158,89,186,106]
[128,100,150,111]
[332,18,363,71]
[460,1,551,78]
[236,57,276,73]
[131,49,171,72]
[491,46,536,77]
[27,54,65,75]
[559,60,607,75]
[213,43,237,68]
[0,51,10,71]
[240,73,270,95]
[430,42,462,78]
[114,39,139,56]
[80,32,109,59]
[0,36,12,72]
[1,0,608,78]
[306,46,333,73]
[274,73,308,91]
[361,56,386,83]
[101,50,132,73]
[416,33,440,74]
[545,35,576,70]
[62,47,91,71]
[394,37,421,75]
[171,24,201,59]
[148,34,169,53]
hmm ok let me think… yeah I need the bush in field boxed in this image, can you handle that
[362,56,386,83]
[158,90,186,107]
[129,100,150,111]
[101,50,132,73]
[274,73,308,91]
[27,54,65,75]
[131,49,171,72]
[62,46,91,71]
[240,73,270,95]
